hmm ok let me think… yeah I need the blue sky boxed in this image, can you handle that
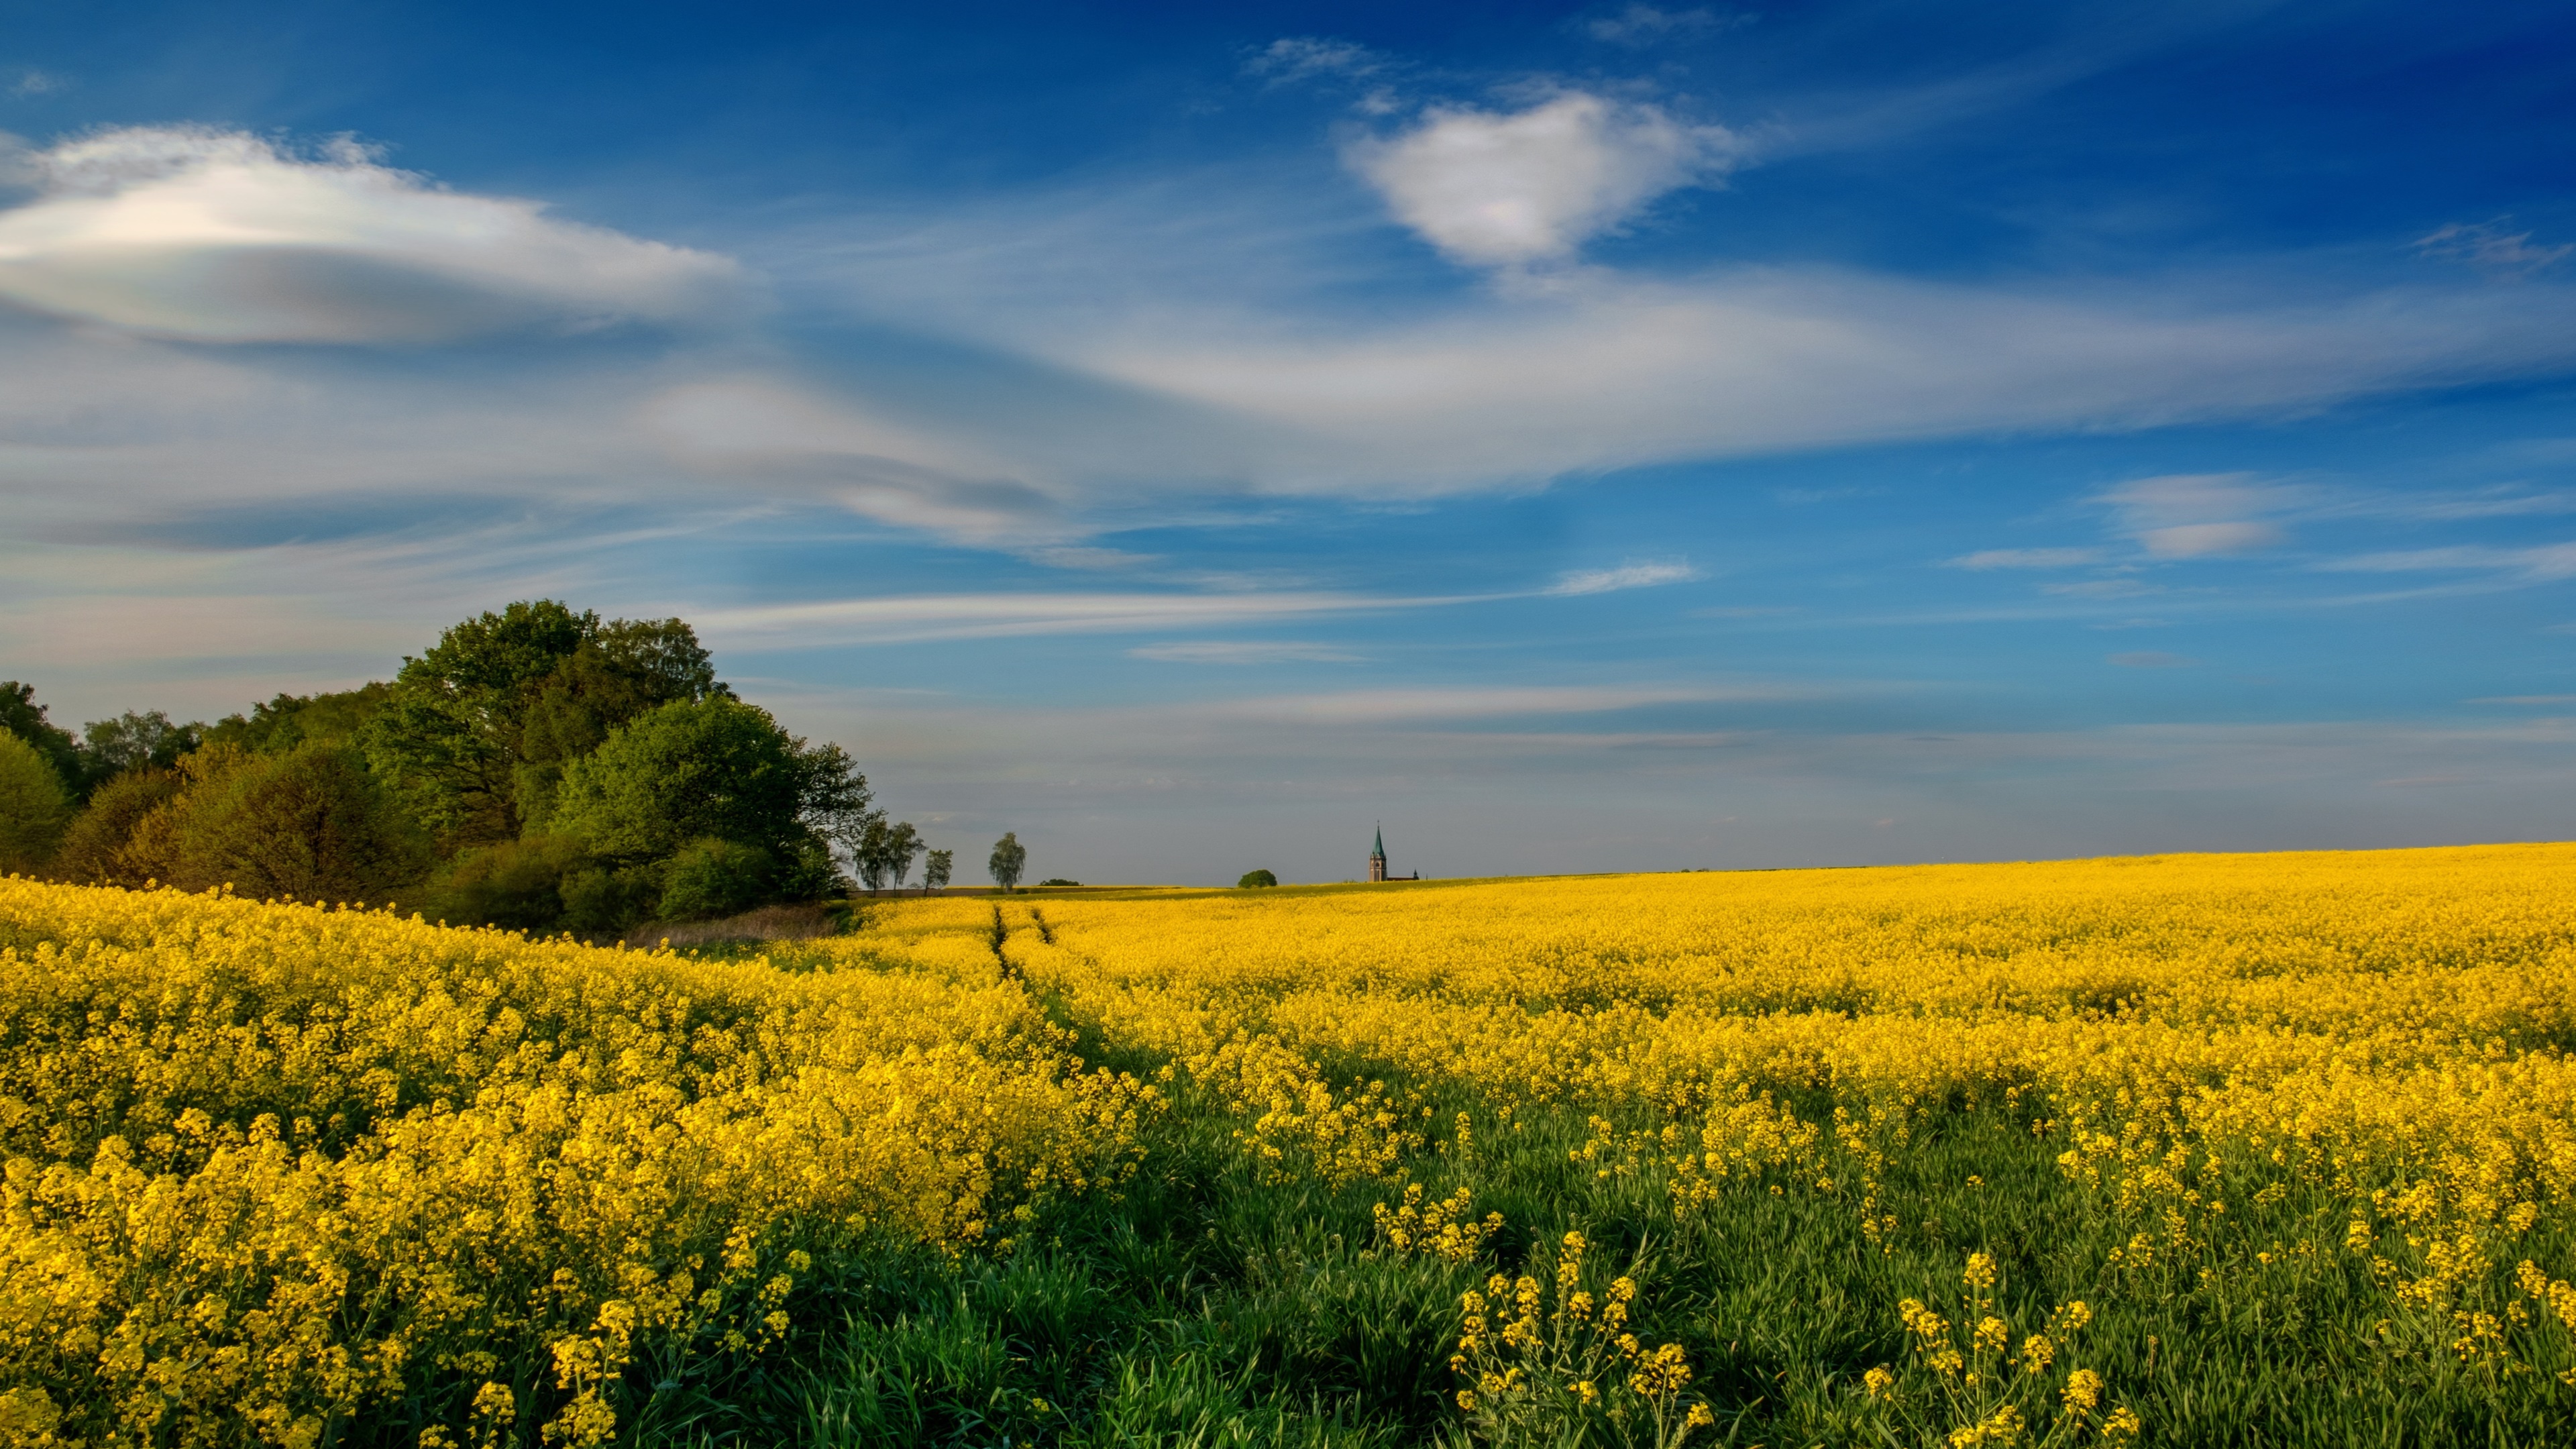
[3,0,2574,883]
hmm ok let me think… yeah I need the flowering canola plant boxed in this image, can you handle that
[0,877,1155,1447]
[11,841,2576,1444]
[845,845,2576,1424]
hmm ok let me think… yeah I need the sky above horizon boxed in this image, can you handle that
[4,0,2575,884]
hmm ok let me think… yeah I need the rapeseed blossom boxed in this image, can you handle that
[12,841,2576,1441]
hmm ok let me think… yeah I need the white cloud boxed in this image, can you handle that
[1068,274,2576,496]
[2416,219,2573,278]
[1245,37,1383,84]
[688,564,1717,649]
[0,126,741,342]
[2098,473,2296,557]
[2320,542,2576,581]
[690,588,1488,648]
[1585,6,1727,45]
[643,378,1057,541]
[1546,559,1697,594]
[1948,547,2105,570]
[2135,520,2284,558]
[1129,640,1362,664]
[10,69,65,97]
[1025,545,1163,571]
[1202,682,1794,725]
[2039,579,2157,600]
[1346,93,1739,268]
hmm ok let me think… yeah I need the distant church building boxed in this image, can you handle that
[1368,825,1418,882]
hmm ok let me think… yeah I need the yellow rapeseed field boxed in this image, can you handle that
[7,842,2575,1444]
[0,878,1155,1448]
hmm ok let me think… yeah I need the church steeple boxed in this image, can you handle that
[1369,823,1387,882]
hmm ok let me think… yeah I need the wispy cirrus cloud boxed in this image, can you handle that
[2318,541,2576,581]
[2416,219,2573,279]
[1947,547,2105,570]
[1244,36,1386,85]
[690,588,1488,648]
[1201,682,1805,725]
[1128,640,1362,665]
[1545,559,1698,594]
[1063,274,2576,498]
[2097,473,2299,558]
[1582,5,1732,46]
[689,561,1706,650]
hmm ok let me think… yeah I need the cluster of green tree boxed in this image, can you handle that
[0,600,1036,931]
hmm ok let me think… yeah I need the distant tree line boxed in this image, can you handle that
[0,600,1039,932]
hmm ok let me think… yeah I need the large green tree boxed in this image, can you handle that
[988,832,1026,892]
[161,742,431,902]
[364,602,726,846]
[550,698,863,875]
[0,683,84,798]
[50,769,186,886]
[0,731,72,874]
[203,684,392,755]
[78,711,203,782]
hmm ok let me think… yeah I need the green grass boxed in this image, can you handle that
[612,1072,2575,1448]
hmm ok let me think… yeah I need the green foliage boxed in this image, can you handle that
[160,741,432,902]
[988,832,1027,892]
[856,819,922,894]
[1239,869,1279,888]
[364,602,727,846]
[11,601,881,924]
[560,863,666,938]
[1037,878,1080,888]
[77,710,204,784]
[552,698,814,863]
[922,848,955,892]
[364,600,589,843]
[0,732,73,873]
[203,684,391,755]
[50,769,185,885]
[798,740,877,867]
[0,682,84,800]
[775,838,848,903]
[659,837,779,922]
[514,619,731,832]
[420,834,595,931]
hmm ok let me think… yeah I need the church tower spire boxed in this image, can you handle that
[1368,823,1387,883]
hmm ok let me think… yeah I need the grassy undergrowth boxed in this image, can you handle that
[14,853,2576,1447]
[624,1075,2574,1448]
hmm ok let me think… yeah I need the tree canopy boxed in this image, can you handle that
[1,683,85,798]
[203,684,391,756]
[0,732,72,873]
[550,696,859,867]
[78,711,203,781]
[366,602,727,846]
[989,832,1027,892]
[10,598,904,934]
[152,742,429,902]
